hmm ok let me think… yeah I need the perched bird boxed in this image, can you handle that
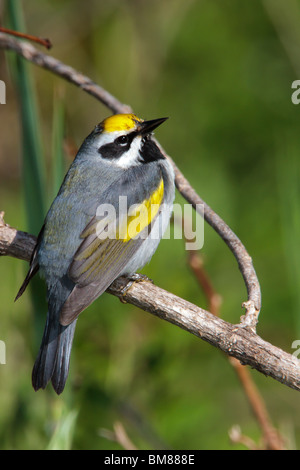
[16,113,175,394]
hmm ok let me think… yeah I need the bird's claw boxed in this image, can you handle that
[119,273,153,302]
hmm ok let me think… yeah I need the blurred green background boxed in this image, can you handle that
[1,0,300,450]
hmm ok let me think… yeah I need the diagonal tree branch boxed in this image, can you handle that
[0,33,132,114]
[1,213,300,393]
[0,32,261,327]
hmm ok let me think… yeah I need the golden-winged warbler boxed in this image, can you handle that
[16,113,175,394]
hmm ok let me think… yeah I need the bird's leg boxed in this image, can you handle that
[118,273,153,302]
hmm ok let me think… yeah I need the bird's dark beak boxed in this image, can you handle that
[138,117,168,135]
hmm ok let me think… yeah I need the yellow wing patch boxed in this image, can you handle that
[117,178,164,242]
[102,113,142,133]
[72,178,164,280]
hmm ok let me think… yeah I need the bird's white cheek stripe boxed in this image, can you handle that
[112,136,142,168]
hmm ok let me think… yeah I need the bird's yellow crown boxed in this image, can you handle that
[101,113,142,133]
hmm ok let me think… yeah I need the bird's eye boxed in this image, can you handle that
[116,135,129,146]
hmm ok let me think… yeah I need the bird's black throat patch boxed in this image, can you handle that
[138,138,165,164]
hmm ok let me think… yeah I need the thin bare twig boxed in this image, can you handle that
[0,27,52,49]
[186,248,222,317]
[228,357,285,450]
[0,32,261,328]
[99,421,137,450]
[229,425,260,450]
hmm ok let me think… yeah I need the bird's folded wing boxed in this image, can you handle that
[59,179,163,325]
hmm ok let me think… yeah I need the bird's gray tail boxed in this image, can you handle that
[32,315,77,395]
[32,277,77,395]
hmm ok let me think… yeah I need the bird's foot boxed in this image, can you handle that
[119,273,153,303]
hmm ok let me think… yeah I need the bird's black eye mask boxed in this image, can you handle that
[98,131,138,160]
[96,124,165,164]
